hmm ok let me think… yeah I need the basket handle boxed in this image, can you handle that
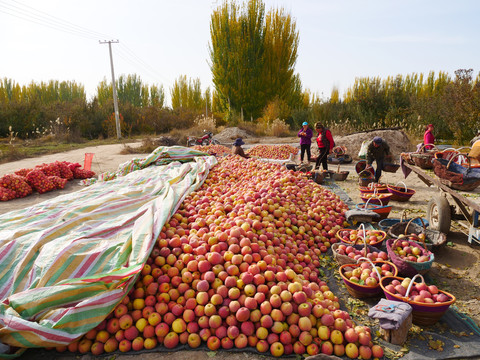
[364,197,383,209]
[367,194,384,207]
[404,216,426,235]
[446,152,471,170]
[356,256,382,279]
[405,274,425,298]
[455,146,471,153]
[400,209,410,222]
[419,143,437,152]
[395,181,408,192]
[407,217,426,231]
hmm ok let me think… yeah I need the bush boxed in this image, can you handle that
[268,119,291,137]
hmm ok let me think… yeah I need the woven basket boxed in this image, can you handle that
[386,238,434,277]
[388,217,447,250]
[332,171,349,181]
[331,242,381,266]
[433,154,480,191]
[383,163,400,173]
[387,181,415,202]
[360,193,393,206]
[359,183,389,194]
[355,202,392,221]
[336,226,387,248]
[340,258,398,298]
[380,275,456,326]
[410,144,437,169]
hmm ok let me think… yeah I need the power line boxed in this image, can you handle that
[0,0,112,40]
[115,44,172,85]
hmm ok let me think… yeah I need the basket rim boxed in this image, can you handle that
[379,276,456,307]
[387,184,416,195]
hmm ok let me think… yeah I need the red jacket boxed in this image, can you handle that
[316,128,334,151]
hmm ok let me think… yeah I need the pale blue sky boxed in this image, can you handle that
[1,0,478,105]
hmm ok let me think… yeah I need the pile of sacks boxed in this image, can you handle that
[0,161,95,201]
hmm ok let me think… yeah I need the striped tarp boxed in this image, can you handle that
[0,147,216,356]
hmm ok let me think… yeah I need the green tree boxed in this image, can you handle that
[209,0,301,121]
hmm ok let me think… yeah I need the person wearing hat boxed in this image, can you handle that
[298,121,313,163]
[367,136,391,182]
[232,138,249,158]
[423,124,435,150]
[314,123,335,170]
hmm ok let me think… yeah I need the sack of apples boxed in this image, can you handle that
[0,186,16,201]
[56,161,74,180]
[37,162,61,177]
[72,167,96,179]
[26,169,56,194]
[0,174,33,198]
[49,176,68,189]
[14,168,33,177]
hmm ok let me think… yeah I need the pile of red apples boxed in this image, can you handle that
[56,156,383,359]
[246,144,298,160]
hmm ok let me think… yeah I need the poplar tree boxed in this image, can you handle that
[209,0,301,120]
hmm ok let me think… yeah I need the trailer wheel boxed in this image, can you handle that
[427,195,451,233]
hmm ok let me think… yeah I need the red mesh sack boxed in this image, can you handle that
[67,162,82,172]
[14,168,33,177]
[37,162,61,177]
[0,174,33,198]
[72,168,96,179]
[49,176,68,189]
[0,187,16,201]
[26,170,56,194]
[55,161,74,180]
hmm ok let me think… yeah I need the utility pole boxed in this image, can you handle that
[99,40,121,139]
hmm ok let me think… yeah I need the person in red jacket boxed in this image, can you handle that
[423,124,435,150]
[315,123,334,170]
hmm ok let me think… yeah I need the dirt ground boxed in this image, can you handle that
[2,133,480,359]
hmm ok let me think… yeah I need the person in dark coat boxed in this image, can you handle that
[298,121,313,163]
[314,123,334,170]
[367,136,391,182]
[232,138,249,158]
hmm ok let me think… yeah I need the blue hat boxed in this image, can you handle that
[233,138,245,146]
[302,122,308,126]
[373,136,382,144]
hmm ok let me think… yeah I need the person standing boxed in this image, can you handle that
[314,123,334,170]
[298,121,313,163]
[423,124,435,150]
[367,136,391,183]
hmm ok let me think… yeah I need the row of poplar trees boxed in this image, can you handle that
[1,0,479,143]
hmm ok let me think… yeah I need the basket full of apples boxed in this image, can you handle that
[380,274,456,326]
[386,238,434,277]
[336,227,387,248]
[339,257,398,298]
[331,242,389,266]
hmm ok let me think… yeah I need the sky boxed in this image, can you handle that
[1,0,479,106]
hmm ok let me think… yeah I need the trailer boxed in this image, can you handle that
[401,161,480,244]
